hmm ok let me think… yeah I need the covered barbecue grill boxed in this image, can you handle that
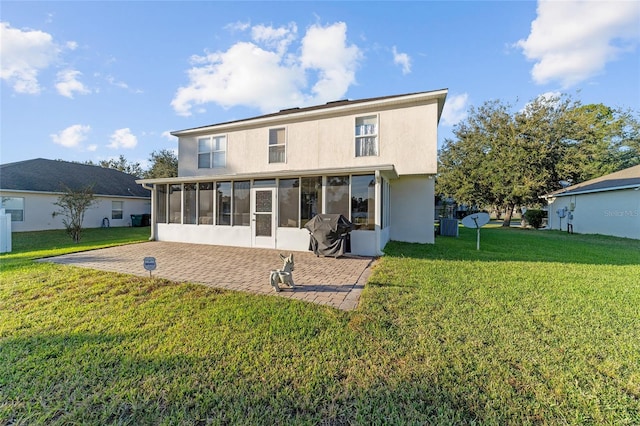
[304,214,354,257]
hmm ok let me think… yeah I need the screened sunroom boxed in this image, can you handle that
[139,166,396,256]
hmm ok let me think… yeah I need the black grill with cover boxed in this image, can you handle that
[303,214,355,257]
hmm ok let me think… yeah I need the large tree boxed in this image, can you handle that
[437,94,639,226]
[144,149,178,179]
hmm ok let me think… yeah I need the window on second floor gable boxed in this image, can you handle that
[269,128,286,163]
[355,115,378,157]
[198,135,226,168]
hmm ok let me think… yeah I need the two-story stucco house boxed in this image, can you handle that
[137,89,447,256]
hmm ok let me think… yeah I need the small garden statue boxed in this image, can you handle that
[270,253,295,292]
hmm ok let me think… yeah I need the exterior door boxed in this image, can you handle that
[252,188,276,248]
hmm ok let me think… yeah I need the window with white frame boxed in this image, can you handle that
[198,135,227,168]
[269,128,286,163]
[111,201,123,220]
[1,196,24,222]
[355,115,378,157]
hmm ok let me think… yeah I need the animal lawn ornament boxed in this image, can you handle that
[270,253,295,292]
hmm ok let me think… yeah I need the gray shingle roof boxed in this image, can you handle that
[0,158,150,198]
[545,164,640,197]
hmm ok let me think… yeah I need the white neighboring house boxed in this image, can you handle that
[137,89,448,256]
[542,164,640,240]
[0,158,151,232]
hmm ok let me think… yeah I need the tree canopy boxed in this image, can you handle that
[80,150,178,179]
[144,149,178,179]
[97,155,144,178]
[437,94,639,226]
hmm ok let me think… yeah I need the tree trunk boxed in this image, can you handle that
[501,203,515,227]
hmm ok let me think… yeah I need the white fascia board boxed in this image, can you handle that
[136,164,398,185]
[171,90,448,138]
[550,184,640,197]
[0,188,149,199]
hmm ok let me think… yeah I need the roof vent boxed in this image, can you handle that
[326,99,348,104]
[279,107,300,112]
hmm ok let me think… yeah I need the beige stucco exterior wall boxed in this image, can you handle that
[0,191,150,232]
[389,175,435,244]
[547,189,639,239]
[177,99,439,178]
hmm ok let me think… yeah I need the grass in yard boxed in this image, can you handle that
[0,227,150,271]
[1,227,639,424]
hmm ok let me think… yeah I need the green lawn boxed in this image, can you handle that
[1,227,639,424]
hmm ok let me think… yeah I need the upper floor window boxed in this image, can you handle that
[198,135,226,168]
[269,128,286,163]
[355,115,378,157]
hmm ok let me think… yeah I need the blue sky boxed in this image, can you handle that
[2,1,639,168]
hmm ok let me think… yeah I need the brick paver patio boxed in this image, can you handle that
[41,242,375,310]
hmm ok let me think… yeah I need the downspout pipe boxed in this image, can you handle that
[141,183,156,241]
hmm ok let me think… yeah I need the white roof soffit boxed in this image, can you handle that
[172,90,448,137]
[136,164,399,185]
[548,184,640,197]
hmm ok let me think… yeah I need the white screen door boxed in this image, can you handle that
[252,188,276,248]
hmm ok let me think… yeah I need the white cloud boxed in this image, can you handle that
[50,124,91,148]
[441,93,469,126]
[55,69,90,98]
[392,46,411,75]
[0,22,60,94]
[299,22,362,102]
[516,0,640,87]
[171,21,361,116]
[251,22,297,54]
[161,130,177,142]
[108,128,138,149]
[225,20,251,32]
[106,75,128,89]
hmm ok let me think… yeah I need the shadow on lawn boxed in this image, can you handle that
[384,228,640,266]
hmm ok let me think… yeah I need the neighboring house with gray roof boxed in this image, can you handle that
[1,158,150,232]
[542,164,640,239]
